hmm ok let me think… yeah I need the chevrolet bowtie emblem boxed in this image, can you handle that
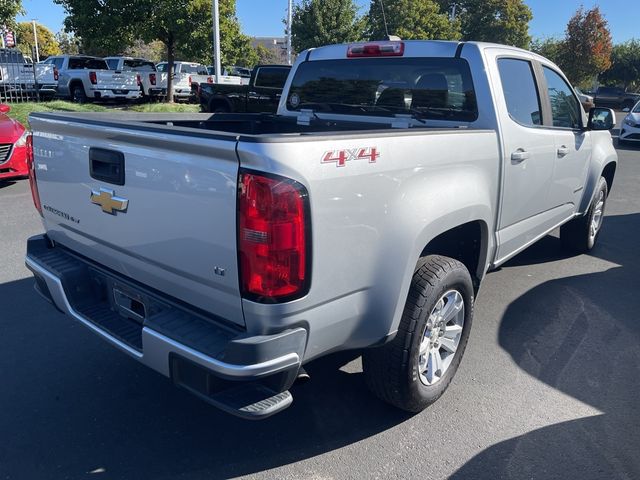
[90,188,129,214]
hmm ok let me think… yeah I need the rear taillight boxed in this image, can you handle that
[53,67,58,81]
[89,71,97,84]
[207,76,213,84]
[238,171,310,302]
[347,41,404,57]
[26,133,42,216]
[149,73,156,85]
[136,74,142,86]
[188,75,192,86]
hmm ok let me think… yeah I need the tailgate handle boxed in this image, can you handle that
[89,148,125,185]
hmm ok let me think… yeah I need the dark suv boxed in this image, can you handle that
[594,86,640,110]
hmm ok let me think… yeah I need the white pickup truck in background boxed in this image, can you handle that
[0,48,57,99]
[155,61,208,102]
[104,56,167,100]
[42,55,140,103]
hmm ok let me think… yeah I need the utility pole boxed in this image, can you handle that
[287,0,293,65]
[32,20,39,62]
[212,0,221,82]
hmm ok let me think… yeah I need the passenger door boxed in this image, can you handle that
[493,57,559,263]
[246,67,289,113]
[540,65,591,209]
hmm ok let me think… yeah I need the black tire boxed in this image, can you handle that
[208,99,230,113]
[71,85,87,104]
[363,255,474,413]
[560,176,608,253]
[622,100,634,111]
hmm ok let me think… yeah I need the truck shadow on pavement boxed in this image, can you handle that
[451,212,640,480]
[0,277,410,478]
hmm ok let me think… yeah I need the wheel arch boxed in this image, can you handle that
[207,95,233,113]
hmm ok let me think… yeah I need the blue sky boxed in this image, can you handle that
[17,0,638,43]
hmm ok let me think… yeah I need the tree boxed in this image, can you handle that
[16,22,61,59]
[291,0,364,52]
[255,44,280,65]
[123,39,165,63]
[0,0,22,29]
[367,0,460,41]
[600,40,640,90]
[530,37,564,65]
[438,0,532,48]
[561,6,612,85]
[55,30,80,54]
[55,0,255,101]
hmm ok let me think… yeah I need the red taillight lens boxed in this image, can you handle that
[188,75,192,86]
[53,67,58,81]
[89,71,97,84]
[347,41,405,57]
[26,133,42,216]
[136,74,142,86]
[238,171,310,302]
[149,73,156,85]
[207,76,213,84]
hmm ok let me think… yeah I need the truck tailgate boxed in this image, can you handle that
[96,70,138,89]
[29,114,244,327]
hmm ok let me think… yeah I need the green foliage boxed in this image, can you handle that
[255,44,281,65]
[292,0,364,52]
[561,6,612,85]
[55,30,80,55]
[600,40,640,90]
[530,37,564,65]
[438,0,532,48]
[0,0,23,29]
[123,39,165,63]
[367,0,460,41]
[15,22,61,59]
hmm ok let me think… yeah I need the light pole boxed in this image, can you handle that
[212,0,221,82]
[287,0,292,65]
[32,20,39,62]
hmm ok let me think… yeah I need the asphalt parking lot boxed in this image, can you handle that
[1,121,638,479]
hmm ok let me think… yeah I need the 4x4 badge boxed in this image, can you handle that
[90,188,129,214]
[322,147,380,167]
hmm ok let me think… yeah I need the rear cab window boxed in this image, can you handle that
[286,57,477,121]
[497,58,542,127]
[123,59,156,72]
[254,67,289,89]
[69,57,108,70]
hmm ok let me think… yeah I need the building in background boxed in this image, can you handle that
[251,36,287,64]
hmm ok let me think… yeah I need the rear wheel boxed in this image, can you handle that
[208,99,230,113]
[363,255,474,412]
[71,85,87,104]
[560,176,608,253]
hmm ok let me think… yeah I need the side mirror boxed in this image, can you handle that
[587,107,616,131]
[0,104,11,114]
[622,107,631,113]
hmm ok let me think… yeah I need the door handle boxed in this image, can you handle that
[511,150,530,163]
[557,146,570,157]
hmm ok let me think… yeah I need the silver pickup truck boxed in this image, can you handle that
[24,41,617,419]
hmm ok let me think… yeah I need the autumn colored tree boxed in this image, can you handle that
[438,0,532,48]
[16,22,61,59]
[291,0,364,52]
[367,0,460,41]
[561,6,612,85]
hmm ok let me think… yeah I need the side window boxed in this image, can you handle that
[497,58,542,127]
[542,67,581,129]
[53,58,64,70]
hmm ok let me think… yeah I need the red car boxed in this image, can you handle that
[0,104,29,181]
